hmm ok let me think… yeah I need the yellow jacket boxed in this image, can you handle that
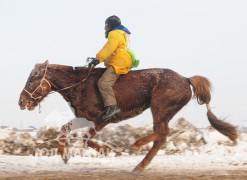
[96,30,132,74]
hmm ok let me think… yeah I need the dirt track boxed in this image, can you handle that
[1,169,247,180]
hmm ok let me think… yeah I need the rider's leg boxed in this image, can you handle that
[97,66,121,120]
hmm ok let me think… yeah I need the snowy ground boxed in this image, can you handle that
[1,119,247,179]
[0,154,247,179]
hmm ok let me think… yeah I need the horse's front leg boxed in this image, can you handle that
[82,123,110,155]
[55,118,107,162]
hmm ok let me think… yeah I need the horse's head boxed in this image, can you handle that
[19,60,52,110]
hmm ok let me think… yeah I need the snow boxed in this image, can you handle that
[0,154,246,174]
[0,129,12,140]
[0,118,247,175]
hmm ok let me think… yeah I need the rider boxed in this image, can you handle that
[89,15,132,121]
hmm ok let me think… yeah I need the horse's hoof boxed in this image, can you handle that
[132,166,144,173]
[63,158,69,164]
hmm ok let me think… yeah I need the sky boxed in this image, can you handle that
[0,0,247,129]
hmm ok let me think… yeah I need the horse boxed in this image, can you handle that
[18,60,238,172]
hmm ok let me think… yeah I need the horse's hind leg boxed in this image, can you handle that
[129,102,178,150]
[131,86,191,171]
[133,137,167,172]
[131,110,176,172]
[128,120,169,150]
[132,118,169,171]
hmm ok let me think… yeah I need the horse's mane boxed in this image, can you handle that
[47,64,96,75]
[48,64,77,71]
[46,64,108,79]
[48,64,103,71]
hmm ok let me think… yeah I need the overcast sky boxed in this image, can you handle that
[0,0,247,129]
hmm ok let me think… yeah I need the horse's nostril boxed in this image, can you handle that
[19,100,23,106]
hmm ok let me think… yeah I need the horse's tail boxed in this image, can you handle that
[188,76,238,143]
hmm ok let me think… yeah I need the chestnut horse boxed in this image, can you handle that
[18,60,237,172]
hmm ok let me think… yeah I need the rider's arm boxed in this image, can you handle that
[96,31,120,63]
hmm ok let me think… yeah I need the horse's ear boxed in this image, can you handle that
[43,60,49,65]
[34,60,48,68]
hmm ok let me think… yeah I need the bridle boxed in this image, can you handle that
[23,62,93,102]
[24,63,51,101]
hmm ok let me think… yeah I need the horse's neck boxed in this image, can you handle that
[47,65,87,94]
[46,65,103,119]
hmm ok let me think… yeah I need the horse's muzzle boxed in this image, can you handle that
[18,99,26,110]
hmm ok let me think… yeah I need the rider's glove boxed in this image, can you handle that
[89,58,99,68]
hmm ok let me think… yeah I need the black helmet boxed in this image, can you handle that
[105,15,121,30]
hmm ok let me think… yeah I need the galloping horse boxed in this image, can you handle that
[18,60,237,172]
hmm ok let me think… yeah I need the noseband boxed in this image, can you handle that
[24,63,51,101]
